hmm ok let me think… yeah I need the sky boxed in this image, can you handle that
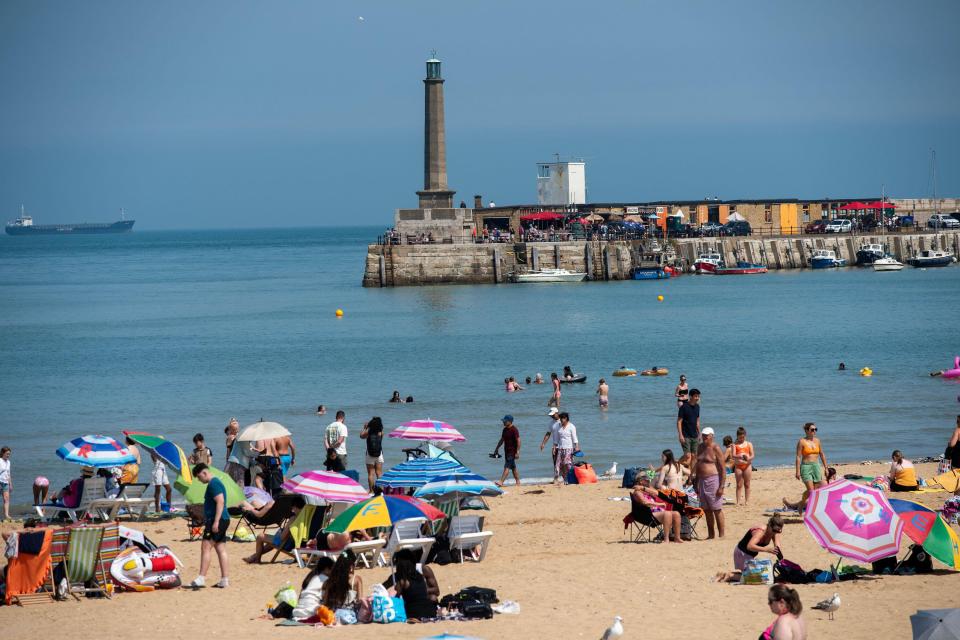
[1,1,958,229]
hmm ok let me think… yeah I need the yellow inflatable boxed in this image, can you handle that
[613,368,637,377]
[641,368,669,376]
[860,367,873,377]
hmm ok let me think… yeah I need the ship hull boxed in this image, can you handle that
[6,220,135,236]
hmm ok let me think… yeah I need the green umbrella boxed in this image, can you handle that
[174,466,244,507]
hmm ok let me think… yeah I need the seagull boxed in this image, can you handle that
[358,16,365,21]
[604,462,618,477]
[813,592,841,620]
[601,615,623,640]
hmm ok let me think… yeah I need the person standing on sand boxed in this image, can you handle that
[121,437,141,485]
[325,410,348,470]
[275,433,296,478]
[548,372,562,408]
[224,418,247,486]
[677,389,701,458]
[359,417,384,491]
[493,415,521,487]
[945,415,960,470]
[597,378,609,409]
[189,433,213,467]
[795,422,827,493]
[189,463,230,589]
[732,426,755,506]
[150,451,172,512]
[553,412,580,485]
[540,407,561,481]
[692,427,725,538]
[0,447,12,521]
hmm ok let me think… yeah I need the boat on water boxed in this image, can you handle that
[5,207,135,236]
[631,266,671,280]
[510,268,587,283]
[809,249,846,269]
[714,262,768,275]
[855,243,886,265]
[872,256,904,272]
[693,252,724,274]
[907,249,955,268]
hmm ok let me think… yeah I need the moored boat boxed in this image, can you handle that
[631,266,671,280]
[872,256,904,272]
[809,249,846,269]
[714,262,768,275]
[855,243,886,265]
[693,252,724,274]
[510,268,588,283]
[906,249,955,268]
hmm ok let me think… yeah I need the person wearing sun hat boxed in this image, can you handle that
[692,426,726,539]
[540,407,562,481]
[493,415,521,487]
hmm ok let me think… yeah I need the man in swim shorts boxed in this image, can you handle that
[493,415,521,487]
[693,427,726,539]
[677,389,701,456]
[597,378,609,409]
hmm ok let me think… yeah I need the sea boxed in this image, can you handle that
[1,226,958,508]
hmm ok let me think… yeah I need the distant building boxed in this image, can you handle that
[536,161,586,206]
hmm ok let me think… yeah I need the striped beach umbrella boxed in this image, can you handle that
[122,431,192,483]
[375,457,471,489]
[889,498,960,568]
[414,472,503,500]
[56,435,136,468]
[281,470,370,505]
[325,494,446,533]
[389,419,466,443]
[804,479,903,563]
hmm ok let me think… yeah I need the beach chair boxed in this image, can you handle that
[385,517,435,565]
[269,504,326,564]
[63,526,112,599]
[623,500,664,543]
[88,482,152,521]
[295,539,388,570]
[448,515,494,563]
[35,478,107,523]
[683,506,704,541]
[234,493,296,539]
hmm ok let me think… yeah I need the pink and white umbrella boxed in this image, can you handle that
[388,419,466,443]
[281,470,370,505]
[804,479,903,563]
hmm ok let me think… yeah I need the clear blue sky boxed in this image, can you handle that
[1,1,958,229]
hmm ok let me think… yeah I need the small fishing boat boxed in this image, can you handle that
[631,266,671,280]
[906,249,955,268]
[693,253,724,274]
[855,243,886,266]
[809,249,846,269]
[714,262,768,275]
[872,256,904,272]
[510,268,588,283]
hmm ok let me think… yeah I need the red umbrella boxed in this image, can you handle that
[520,211,564,221]
[839,201,868,210]
[863,201,895,209]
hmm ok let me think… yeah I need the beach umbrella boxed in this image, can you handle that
[237,420,290,442]
[803,479,903,563]
[325,494,446,533]
[889,498,960,568]
[281,470,370,505]
[243,485,273,507]
[389,419,466,443]
[174,466,244,507]
[56,435,136,468]
[122,431,192,483]
[910,609,960,640]
[376,457,471,489]
[426,442,461,464]
[414,472,503,500]
[420,635,487,640]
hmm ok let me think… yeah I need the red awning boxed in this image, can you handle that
[839,201,868,210]
[863,201,895,209]
[520,211,565,221]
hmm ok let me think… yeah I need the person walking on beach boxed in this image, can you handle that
[151,451,172,513]
[795,422,827,493]
[677,389,701,459]
[548,372,562,408]
[275,433,296,478]
[326,411,349,470]
[493,415,521,487]
[540,407,561,481]
[675,374,689,407]
[692,427,725,538]
[553,412,580,485]
[189,463,230,589]
[359,417,384,491]
[596,378,609,409]
[224,418,247,486]
[732,426,755,506]
[0,447,12,521]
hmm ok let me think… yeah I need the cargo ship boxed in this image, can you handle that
[5,207,135,236]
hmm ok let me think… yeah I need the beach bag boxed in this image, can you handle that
[621,467,641,488]
[574,463,598,484]
[902,544,933,574]
[366,430,383,458]
[774,559,808,584]
[371,584,407,623]
[871,555,898,575]
[457,586,498,604]
[460,599,494,619]
[274,582,297,608]
[740,558,774,585]
[335,608,358,625]
[566,466,579,485]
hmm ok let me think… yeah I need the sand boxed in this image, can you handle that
[3,462,958,639]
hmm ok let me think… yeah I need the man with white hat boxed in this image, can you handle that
[540,408,562,481]
[692,427,726,539]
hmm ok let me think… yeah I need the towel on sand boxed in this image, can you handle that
[4,529,53,604]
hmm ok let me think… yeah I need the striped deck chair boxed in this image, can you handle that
[63,526,112,599]
[431,499,459,535]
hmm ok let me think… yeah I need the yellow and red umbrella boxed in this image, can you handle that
[889,498,960,568]
[325,495,445,533]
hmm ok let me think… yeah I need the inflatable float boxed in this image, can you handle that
[640,368,669,377]
[559,374,587,384]
[860,367,873,377]
[613,368,637,377]
[111,546,183,592]
[942,356,960,379]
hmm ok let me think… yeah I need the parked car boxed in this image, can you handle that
[699,221,724,236]
[928,214,960,229]
[824,218,853,233]
[805,219,829,234]
[721,220,752,236]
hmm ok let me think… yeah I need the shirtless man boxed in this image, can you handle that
[596,378,609,409]
[274,434,296,478]
[691,427,726,539]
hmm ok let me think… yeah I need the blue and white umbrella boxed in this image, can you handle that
[375,457,470,489]
[56,434,136,468]
[414,472,503,500]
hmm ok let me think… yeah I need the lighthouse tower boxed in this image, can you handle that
[416,54,456,209]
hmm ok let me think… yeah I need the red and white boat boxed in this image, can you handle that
[693,252,724,274]
[714,262,768,275]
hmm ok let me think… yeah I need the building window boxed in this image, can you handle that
[764,206,773,223]
[538,165,550,178]
[729,205,737,216]
[802,204,810,222]
[689,207,698,224]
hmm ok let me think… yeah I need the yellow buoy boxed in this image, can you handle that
[860,367,872,377]
[657,295,664,302]
[335,309,344,317]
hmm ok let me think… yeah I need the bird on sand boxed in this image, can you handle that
[813,592,841,620]
[603,462,618,477]
[601,615,623,640]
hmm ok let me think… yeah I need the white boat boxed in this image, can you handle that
[872,256,904,272]
[809,249,846,269]
[907,249,955,268]
[510,268,587,283]
[693,252,724,274]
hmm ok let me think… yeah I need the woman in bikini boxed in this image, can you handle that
[548,372,561,408]
[732,426,755,505]
[761,584,807,639]
[795,422,827,493]
[675,374,689,408]
[654,449,687,491]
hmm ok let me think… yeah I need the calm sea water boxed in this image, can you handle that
[1,227,958,507]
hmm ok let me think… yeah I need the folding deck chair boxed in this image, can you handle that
[623,501,664,543]
[448,515,494,563]
[62,525,112,599]
[35,478,107,523]
[290,505,387,569]
[385,517,435,565]
[233,493,296,538]
[88,482,152,521]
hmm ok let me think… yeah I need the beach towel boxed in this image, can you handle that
[932,469,960,493]
[287,505,315,549]
[4,528,53,604]
[19,530,46,555]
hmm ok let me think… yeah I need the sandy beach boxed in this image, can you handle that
[3,462,958,639]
